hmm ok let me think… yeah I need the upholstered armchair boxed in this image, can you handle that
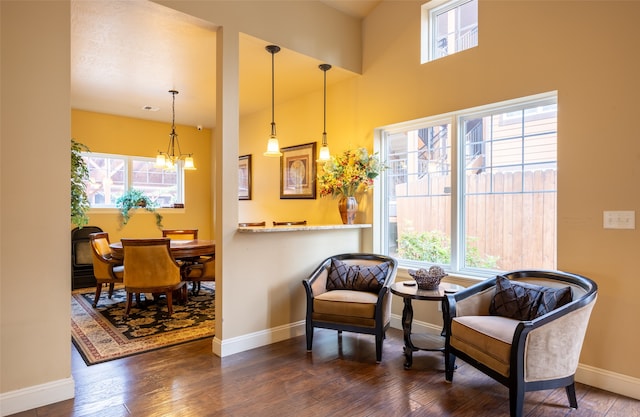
[88,232,124,308]
[121,238,187,317]
[443,270,598,417]
[302,253,398,363]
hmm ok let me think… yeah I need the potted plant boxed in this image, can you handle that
[317,147,385,224]
[116,188,163,228]
[71,139,91,228]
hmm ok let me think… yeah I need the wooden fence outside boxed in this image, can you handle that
[395,169,557,270]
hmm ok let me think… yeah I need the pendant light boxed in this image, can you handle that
[263,45,282,157]
[317,63,332,162]
[155,90,196,170]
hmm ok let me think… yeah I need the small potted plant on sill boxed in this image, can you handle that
[116,188,163,228]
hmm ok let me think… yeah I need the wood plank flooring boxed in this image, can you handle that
[11,328,639,416]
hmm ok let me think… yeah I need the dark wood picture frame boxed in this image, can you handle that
[238,154,252,200]
[280,142,316,199]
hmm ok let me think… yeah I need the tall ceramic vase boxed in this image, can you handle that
[338,196,358,224]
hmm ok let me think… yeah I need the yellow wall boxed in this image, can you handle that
[71,109,213,241]
[238,88,376,226]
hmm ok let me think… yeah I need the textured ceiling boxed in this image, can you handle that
[70,0,380,130]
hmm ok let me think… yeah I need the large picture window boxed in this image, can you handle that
[379,92,557,277]
[82,153,184,208]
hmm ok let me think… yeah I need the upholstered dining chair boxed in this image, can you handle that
[443,270,598,417]
[162,229,198,240]
[121,238,187,317]
[302,253,398,363]
[88,232,124,308]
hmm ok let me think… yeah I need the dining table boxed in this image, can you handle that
[109,239,215,261]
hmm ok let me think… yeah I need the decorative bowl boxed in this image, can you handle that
[408,266,447,290]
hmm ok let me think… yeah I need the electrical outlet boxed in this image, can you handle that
[603,211,635,230]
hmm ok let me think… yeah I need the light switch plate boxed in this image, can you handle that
[603,211,635,229]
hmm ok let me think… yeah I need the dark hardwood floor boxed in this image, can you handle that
[11,328,638,416]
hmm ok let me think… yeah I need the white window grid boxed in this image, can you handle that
[82,152,185,208]
[377,92,557,277]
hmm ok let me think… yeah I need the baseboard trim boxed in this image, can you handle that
[213,321,306,357]
[0,377,74,417]
[390,313,640,401]
[575,364,640,400]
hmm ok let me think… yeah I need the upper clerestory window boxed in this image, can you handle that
[421,0,478,63]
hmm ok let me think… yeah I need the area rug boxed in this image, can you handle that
[71,284,215,365]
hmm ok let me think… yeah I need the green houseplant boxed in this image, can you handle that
[116,188,163,228]
[71,139,91,228]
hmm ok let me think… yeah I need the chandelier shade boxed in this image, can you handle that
[317,63,332,162]
[155,90,196,170]
[263,45,283,157]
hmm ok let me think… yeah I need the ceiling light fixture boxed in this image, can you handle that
[155,90,196,171]
[317,63,332,162]
[263,45,282,157]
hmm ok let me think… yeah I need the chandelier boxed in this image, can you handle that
[155,90,196,170]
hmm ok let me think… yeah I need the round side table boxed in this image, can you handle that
[390,281,464,369]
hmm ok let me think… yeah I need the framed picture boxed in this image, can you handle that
[238,154,252,200]
[280,142,317,199]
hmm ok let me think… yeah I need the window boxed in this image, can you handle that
[379,92,557,277]
[421,0,478,63]
[82,153,184,208]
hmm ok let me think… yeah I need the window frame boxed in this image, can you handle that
[82,152,186,210]
[375,91,558,279]
[421,0,478,64]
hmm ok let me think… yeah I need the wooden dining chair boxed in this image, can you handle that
[183,255,215,296]
[121,238,187,317]
[238,221,266,227]
[88,232,124,308]
[273,220,307,226]
[162,228,211,293]
[162,229,198,240]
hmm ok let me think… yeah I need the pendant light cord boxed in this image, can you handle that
[323,68,327,136]
[266,45,280,137]
[319,64,331,146]
[271,50,275,126]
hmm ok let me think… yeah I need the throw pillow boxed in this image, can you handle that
[326,258,391,293]
[489,275,573,320]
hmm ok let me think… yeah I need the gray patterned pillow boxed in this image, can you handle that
[326,258,390,293]
[489,275,573,320]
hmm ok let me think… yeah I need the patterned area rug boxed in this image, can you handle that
[71,284,215,365]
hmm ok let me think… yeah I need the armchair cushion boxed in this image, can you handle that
[326,258,391,293]
[314,290,378,327]
[451,315,519,377]
[489,275,572,320]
